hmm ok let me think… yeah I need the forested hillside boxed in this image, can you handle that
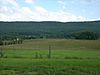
[0,21,100,39]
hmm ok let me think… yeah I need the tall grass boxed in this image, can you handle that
[0,39,100,75]
[0,58,100,75]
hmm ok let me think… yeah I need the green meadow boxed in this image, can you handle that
[0,39,100,75]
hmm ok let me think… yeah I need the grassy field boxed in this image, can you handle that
[0,39,100,75]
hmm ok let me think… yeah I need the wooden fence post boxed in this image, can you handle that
[48,45,51,59]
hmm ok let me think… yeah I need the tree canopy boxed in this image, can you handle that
[74,31,98,40]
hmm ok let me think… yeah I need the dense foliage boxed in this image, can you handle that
[0,21,100,40]
[74,31,98,40]
[0,40,3,45]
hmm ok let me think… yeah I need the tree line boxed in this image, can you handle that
[0,38,23,46]
[0,30,98,58]
[0,31,98,46]
[73,31,98,40]
[0,21,100,39]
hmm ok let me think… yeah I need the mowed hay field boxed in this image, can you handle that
[0,39,100,75]
[2,39,100,50]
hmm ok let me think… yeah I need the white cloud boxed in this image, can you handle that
[25,0,34,4]
[58,0,66,9]
[96,0,100,2]
[80,0,100,3]
[34,6,48,13]
[0,0,86,22]
[58,0,65,5]
[0,5,86,22]
[0,14,9,21]
[6,0,19,7]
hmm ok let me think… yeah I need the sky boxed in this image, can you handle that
[0,0,100,22]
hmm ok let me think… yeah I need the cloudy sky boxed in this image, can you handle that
[0,0,100,22]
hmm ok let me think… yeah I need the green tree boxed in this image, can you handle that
[0,40,3,45]
[74,31,98,40]
[0,40,4,58]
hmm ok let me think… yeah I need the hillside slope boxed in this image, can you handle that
[0,21,100,39]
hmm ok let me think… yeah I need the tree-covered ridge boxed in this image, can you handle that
[0,21,100,40]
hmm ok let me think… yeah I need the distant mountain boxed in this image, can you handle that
[0,21,100,39]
